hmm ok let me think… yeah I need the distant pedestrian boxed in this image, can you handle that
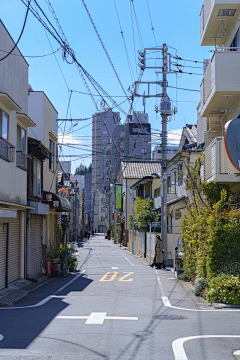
[87,231,90,240]
[150,235,164,269]
[107,228,111,240]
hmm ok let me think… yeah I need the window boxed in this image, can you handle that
[33,159,41,197]
[17,124,26,152]
[141,148,148,154]
[178,163,183,186]
[143,138,148,143]
[0,109,9,140]
[49,139,54,171]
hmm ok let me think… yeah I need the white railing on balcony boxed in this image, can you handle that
[204,136,237,180]
[16,151,29,171]
[0,137,15,162]
[200,0,214,40]
[201,48,240,109]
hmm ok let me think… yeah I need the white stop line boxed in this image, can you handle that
[57,312,138,324]
[172,335,240,360]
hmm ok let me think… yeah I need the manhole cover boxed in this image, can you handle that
[153,315,187,320]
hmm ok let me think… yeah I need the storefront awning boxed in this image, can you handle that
[43,191,71,212]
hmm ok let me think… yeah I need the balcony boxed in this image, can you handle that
[200,49,240,117]
[200,0,240,46]
[203,136,239,182]
[16,151,30,171]
[0,137,15,162]
[167,184,176,194]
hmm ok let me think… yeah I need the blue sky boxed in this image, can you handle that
[1,0,212,171]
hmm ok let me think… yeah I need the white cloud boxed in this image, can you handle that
[58,133,92,146]
[168,129,182,145]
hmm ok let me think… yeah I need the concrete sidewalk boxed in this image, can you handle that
[0,276,56,307]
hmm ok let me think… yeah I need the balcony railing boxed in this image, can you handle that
[167,184,176,194]
[16,151,30,171]
[200,49,240,117]
[0,137,15,162]
[200,0,214,40]
[203,136,238,181]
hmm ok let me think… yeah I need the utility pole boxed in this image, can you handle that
[160,44,170,265]
[75,179,78,242]
[133,44,177,265]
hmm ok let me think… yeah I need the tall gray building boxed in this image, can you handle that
[92,109,120,232]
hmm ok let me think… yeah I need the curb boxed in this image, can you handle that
[213,302,240,309]
[0,277,55,307]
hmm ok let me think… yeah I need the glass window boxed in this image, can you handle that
[34,159,41,197]
[0,110,9,140]
[49,139,54,171]
[178,164,183,186]
[141,148,147,154]
[17,125,26,152]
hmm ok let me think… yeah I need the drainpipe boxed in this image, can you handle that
[26,211,30,278]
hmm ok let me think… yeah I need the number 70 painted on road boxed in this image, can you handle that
[99,272,134,282]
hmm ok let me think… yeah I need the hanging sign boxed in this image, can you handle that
[224,118,240,172]
[115,184,122,210]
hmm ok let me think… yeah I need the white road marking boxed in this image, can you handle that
[57,312,138,324]
[120,253,134,266]
[172,335,240,360]
[85,312,107,324]
[0,334,3,342]
[162,296,240,312]
[156,272,240,312]
[112,267,118,269]
[0,273,85,310]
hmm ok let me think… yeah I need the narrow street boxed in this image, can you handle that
[0,234,240,360]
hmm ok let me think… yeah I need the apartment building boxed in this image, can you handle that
[0,20,36,289]
[199,0,240,188]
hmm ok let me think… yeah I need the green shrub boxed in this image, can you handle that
[178,271,191,281]
[206,274,240,305]
[193,277,206,296]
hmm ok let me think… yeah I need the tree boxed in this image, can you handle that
[74,163,92,175]
[180,154,240,280]
[129,197,160,233]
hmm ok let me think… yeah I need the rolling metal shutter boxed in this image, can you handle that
[0,224,6,289]
[8,212,20,284]
[29,215,42,279]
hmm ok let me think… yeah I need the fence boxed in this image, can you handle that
[219,262,240,275]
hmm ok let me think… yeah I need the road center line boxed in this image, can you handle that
[172,335,240,360]
[57,312,138,324]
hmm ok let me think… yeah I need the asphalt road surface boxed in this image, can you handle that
[0,234,240,360]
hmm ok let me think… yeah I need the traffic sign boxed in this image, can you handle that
[151,222,159,228]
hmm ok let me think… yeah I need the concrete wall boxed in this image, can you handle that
[0,22,30,205]
[0,21,29,114]
[28,92,58,193]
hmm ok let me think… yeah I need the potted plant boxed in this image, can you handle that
[47,249,60,264]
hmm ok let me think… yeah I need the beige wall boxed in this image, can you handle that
[0,22,30,206]
[28,92,58,193]
[0,21,29,114]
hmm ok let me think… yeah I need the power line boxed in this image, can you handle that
[0,0,31,61]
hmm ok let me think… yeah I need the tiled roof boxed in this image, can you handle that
[121,161,162,179]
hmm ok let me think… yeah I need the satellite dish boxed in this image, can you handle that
[224,118,240,172]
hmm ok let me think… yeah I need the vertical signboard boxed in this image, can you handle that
[115,184,122,210]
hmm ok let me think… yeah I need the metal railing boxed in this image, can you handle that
[167,184,176,194]
[0,137,15,162]
[219,262,240,275]
[200,0,214,40]
[16,151,29,171]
